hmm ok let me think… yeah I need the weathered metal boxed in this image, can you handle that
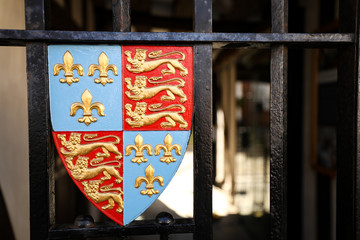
[270,45,288,240]
[0,30,353,47]
[270,1,288,240]
[26,1,54,239]
[193,0,213,239]
[48,219,195,239]
[112,0,131,32]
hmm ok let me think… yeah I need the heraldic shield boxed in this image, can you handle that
[48,45,193,226]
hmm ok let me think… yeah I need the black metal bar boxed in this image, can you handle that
[271,0,288,33]
[27,42,52,240]
[193,0,213,240]
[193,0,212,33]
[193,44,213,240]
[0,30,353,46]
[112,0,131,32]
[270,45,288,240]
[48,219,195,239]
[26,1,53,239]
[337,0,360,239]
[25,0,46,30]
[270,0,288,240]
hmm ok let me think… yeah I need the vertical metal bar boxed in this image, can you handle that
[194,0,212,33]
[112,0,131,32]
[193,0,213,239]
[337,0,360,239]
[25,0,46,30]
[271,0,288,33]
[25,0,53,239]
[27,43,52,239]
[270,0,288,239]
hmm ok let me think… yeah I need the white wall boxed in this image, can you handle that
[0,0,29,240]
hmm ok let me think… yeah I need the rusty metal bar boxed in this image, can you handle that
[0,30,353,47]
[112,0,131,32]
[270,0,288,239]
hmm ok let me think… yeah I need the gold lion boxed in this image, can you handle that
[125,102,188,129]
[124,49,188,76]
[82,179,124,213]
[65,156,123,184]
[125,76,187,103]
[58,133,122,162]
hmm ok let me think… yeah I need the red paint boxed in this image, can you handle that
[53,131,124,226]
[123,46,193,131]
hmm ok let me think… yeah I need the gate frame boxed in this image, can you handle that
[0,0,359,239]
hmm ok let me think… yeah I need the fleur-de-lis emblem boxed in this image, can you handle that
[125,134,153,164]
[70,89,105,125]
[53,51,84,85]
[88,52,118,86]
[135,164,164,197]
[154,134,182,164]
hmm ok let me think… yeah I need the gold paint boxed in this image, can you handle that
[155,134,181,164]
[58,133,122,162]
[124,49,188,76]
[65,156,122,183]
[125,134,153,165]
[125,76,187,103]
[125,102,188,129]
[82,179,124,213]
[53,51,84,85]
[70,89,105,125]
[88,52,118,86]
[135,164,164,197]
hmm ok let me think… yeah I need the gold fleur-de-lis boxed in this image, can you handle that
[125,134,153,164]
[88,52,118,86]
[155,134,181,164]
[53,51,84,85]
[135,164,164,197]
[70,89,105,125]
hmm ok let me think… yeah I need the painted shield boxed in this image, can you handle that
[48,45,193,226]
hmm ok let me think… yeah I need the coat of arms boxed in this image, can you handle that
[48,45,193,225]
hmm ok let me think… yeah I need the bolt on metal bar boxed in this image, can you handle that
[193,0,213,239]
[48,219,195,239]
[270,0,288,239]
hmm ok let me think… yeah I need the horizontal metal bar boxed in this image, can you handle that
[0,30,353,47]
[48,219,195,239]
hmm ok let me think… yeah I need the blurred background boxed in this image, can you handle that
[0,0,338,239]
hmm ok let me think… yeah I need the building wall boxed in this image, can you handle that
[0,0,29,240]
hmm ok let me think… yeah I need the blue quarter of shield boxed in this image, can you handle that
[48,45,122,131]
[123,130,191,225]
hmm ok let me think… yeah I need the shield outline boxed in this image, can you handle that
[48,45,193,226]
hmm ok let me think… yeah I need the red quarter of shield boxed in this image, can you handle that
[52,131,124,225]
[123,46,193,131]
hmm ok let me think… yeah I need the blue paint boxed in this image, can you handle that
[48,45,122,131]
[123,130,191,225]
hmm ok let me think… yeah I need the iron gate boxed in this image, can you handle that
[0,0,360,239]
